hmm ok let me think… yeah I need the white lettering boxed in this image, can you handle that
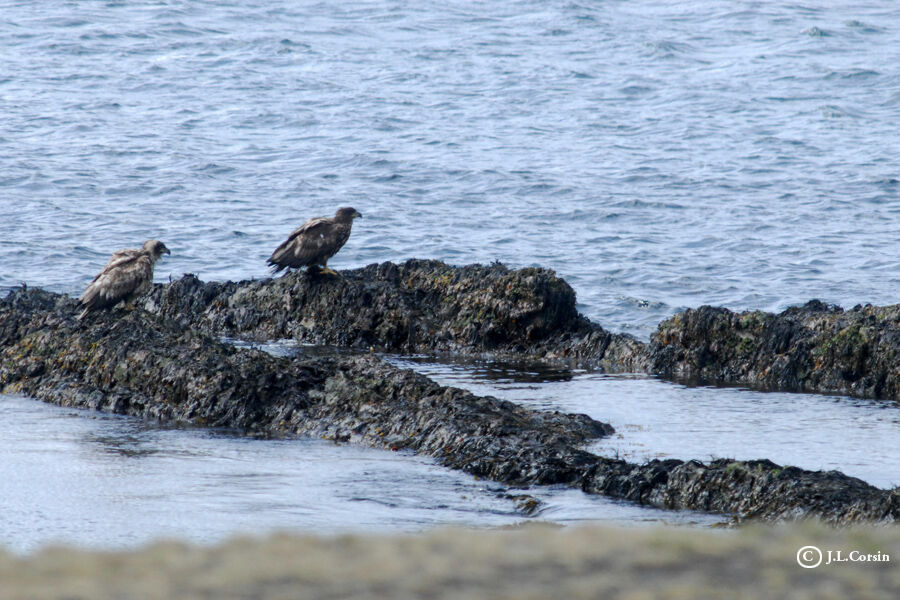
[799,546,890,568]
[849,551,889,562]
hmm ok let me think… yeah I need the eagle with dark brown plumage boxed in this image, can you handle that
[267,207,362,276]
[78,239,170,319]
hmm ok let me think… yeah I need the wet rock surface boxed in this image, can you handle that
[2,287,898,524]
[649,301,900,402]
[0,288,607,485]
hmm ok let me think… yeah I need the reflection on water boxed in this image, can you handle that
[86,433,164,459]
[387,355,900,490]
[223,337,361,360]
[391,354,578,384]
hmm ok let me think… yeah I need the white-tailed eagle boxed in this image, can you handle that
[267,207,362,276]
[78,239,170,319]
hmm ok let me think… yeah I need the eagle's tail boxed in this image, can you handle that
[267,260,287,275]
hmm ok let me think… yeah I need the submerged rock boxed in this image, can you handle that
[649,301,900,401]
[2,288,897,524]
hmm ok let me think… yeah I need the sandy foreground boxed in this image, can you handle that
[0,522,897,599]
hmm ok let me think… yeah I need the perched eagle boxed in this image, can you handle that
[267,206,362,276]
[78,239,170,319]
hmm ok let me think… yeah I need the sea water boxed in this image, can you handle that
[1,1,898,552]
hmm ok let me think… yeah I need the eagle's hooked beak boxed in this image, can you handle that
[354,210,363,219]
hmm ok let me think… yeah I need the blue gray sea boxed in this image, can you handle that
[1,1,899,553]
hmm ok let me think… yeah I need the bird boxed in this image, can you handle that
[78,239,170,319]
[267,207,362,276]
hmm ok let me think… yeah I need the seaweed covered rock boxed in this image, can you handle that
[0,289,323,431]
[2,287,898,524]
[141,263,900,400]
[315,357,608,486]
[142,259,648,370]
[649,301,900,400]
[585,458,899,525]
[0,287,611,488]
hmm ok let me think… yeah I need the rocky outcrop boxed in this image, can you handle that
[2,288,897,524]
[586,457,898,525]
[138,260,900,402]
[648,301,900,400]
[141,260,650,372]
[0,288,609,487]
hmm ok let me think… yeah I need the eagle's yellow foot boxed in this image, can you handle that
[320,267,340,277]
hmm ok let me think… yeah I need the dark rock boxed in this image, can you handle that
[139,261,900,401]
[141,260,649,371]
[2,287,898,524]
[0,286,610,486]
[648,301,900,400]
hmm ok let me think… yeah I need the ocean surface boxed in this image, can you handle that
[1,1,899,552]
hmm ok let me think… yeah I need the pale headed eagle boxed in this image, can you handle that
[78,239,170,319]
[267,207,362,276]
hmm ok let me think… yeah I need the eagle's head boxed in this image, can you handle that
[142,239,171,258]
[335,207,362,222]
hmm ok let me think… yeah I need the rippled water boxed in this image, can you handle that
[3,1,900,336]
[0,393,718,554]
[2,1,899,551]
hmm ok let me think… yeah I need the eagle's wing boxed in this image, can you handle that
[80,251,137,298]
[91,249,140,279]
[268,217,335,269]
[79,252,153,312]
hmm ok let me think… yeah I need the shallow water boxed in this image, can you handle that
[0,393,718,555]
[387,355,900,490]
[1,1,899,551]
